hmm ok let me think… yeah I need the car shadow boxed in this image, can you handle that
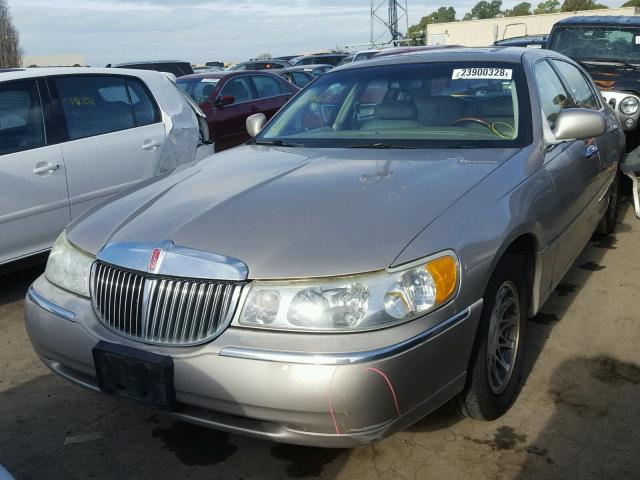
[0,372,351,479]
[515,355,640,479]
[0,255,46,307]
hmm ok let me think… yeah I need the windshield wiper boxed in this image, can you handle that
[577,59,640,70]
[347,143,418,149]
[252,139,305,147]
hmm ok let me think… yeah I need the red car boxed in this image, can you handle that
[177,71,299,151]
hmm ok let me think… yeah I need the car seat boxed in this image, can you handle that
[360,101,423,130]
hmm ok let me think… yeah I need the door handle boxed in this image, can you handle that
[250,105,259,112]
[142,140,160,150]
[32,163,60,175]
[585,144,599,158]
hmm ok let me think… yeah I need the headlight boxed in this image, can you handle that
[620,96,639,115]
[237,251,459,332]
[45,232,94,297]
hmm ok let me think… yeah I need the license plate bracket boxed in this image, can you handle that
[92,341,176,411]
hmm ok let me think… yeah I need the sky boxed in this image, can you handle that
[7,0,627,66]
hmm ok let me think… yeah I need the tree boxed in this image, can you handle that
[0,0,22,68]
[622,0,640,6]
[463,0,503,20]
[255,53,273,60]
[504,2,532,15]
[533,0,560,13]
[560,0,608,11]
[407,7,456,45]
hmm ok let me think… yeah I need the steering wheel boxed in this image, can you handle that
[451,116,515,139]
[451,116,494,131]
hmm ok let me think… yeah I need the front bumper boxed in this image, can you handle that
[25,275,482,448]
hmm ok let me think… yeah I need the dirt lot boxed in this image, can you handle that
[0,206,639,480]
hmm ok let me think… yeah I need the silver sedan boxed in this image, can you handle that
[25,48,623,447]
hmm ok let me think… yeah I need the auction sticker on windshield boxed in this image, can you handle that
[452,68,513,80]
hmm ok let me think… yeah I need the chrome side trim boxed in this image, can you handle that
[27,287,76,322]
[219,302,478,365]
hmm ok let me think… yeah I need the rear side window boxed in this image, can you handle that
[534,60,571,130]
[0,80,45,155]
[54,75,135,140]
[125,78,160,126]
[252,75,285,98]
[552,60,600,110]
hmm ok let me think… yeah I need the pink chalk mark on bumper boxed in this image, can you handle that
[364,367,401,416]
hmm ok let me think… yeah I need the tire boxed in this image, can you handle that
[454,254,528,421]
[596,172,619,235]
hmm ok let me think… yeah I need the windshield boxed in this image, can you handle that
[256,62,531,149]
[549,26,640,64]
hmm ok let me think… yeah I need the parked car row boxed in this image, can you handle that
[0,67,212,266]
[17,45,626,449]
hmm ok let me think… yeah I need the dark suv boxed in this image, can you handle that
[107,60,194,77]
[548,16,640,147]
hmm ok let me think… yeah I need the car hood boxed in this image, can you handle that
[68,145,518,279]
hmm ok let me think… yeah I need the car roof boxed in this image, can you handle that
[278,67,318,74]
[332,46,557,72]
[234,59,289,65]
[283,64,332,71]
[0,66,168,82]
[112,60,189,66]
[495,34,548,43]
[177,70,282,81]
[555,15,640,27]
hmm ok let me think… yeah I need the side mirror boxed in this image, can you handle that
[246,113,267,138]
[554,108,606,141]
[216,95,235,107]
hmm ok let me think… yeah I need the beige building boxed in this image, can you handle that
[426,7,639,46]
[22,54,86,67]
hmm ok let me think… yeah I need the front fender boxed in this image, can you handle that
[392,145,555,315]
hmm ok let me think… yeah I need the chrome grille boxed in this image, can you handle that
[91,261,243,345]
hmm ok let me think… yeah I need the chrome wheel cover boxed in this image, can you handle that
[486,281,521,395]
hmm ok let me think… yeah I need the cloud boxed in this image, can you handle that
[7,0,628,66]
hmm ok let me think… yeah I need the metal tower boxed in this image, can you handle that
[370,0,409,46]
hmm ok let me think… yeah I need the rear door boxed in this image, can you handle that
[0,78,71,264]
[534,59,603,283]
[51,74,166,218]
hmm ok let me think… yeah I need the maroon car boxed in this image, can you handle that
[177,71,298,151]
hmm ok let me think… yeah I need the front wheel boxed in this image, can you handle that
[454,255,528,420]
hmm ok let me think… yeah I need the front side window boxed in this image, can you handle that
[552,60,599,110]
[548,25,640,64]
[256,62,531,148]
[54,75,135,140]
[0,80,45,155]
[252,75,285,99]
[534,60,571,130]
[219,77,255,104]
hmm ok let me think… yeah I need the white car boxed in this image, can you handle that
[0,67,213,266]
